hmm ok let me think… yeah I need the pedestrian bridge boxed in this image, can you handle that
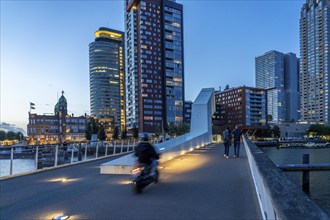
[0,88,328,219]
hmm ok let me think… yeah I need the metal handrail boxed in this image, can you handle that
[0,140,137,177]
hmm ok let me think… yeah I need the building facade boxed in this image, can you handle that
[256,50,300,124]
[213,86,267,133]
[300,0,330,123]
[125,0,184,133]
[89,27,126,130]
[27,92,91,145]
[183,100,192,125]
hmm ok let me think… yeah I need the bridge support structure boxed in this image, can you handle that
[100,88,215,174]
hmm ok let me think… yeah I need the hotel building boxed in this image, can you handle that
[89,27,126,130]
[125,0,184,133]
[300,0,330,123]
[27,92,92,144]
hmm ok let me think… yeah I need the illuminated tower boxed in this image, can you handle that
[89,27,126,130]
[125,0,184,133]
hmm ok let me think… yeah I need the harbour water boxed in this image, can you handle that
[0,159,35,177]
[260,147,330,216]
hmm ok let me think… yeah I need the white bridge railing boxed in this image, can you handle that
[0,140,137,178]
[243,136,329,220]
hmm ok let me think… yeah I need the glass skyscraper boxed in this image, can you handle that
[89,27,125,130]
[300,0,330,123]
[256,50,300,123]
[125,0,184,133]
[256,51,286,124]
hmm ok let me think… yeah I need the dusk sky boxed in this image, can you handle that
[1,0,304,133]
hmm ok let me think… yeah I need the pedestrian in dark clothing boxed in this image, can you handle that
[222,127,231,159]
[233,126,242,158]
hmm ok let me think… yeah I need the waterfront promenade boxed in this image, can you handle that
[0,143,262,220]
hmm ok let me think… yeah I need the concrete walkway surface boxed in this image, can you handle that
[0,143,262,220]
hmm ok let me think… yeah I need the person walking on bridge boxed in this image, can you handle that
[222,127,231,159]
[233,126,242,158]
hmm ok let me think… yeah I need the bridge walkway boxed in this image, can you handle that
[0,143,262,220]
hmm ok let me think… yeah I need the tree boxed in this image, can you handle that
[176,123,190,135]
[132,125,139,139]
[167,122,177,136]
[155,125,162,136]
[113,127,119,140]
[121,127,127,139]
[272,125,281,138]
[98,124,106,141]
[90,119,99,134]
[308,124,330,136]
[85,122,92,141]
[254,127,272,138]
[6,131,16,140]
[0,130,6,141]
[16,132,24,141]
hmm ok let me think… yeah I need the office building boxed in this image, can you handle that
[213,86,267,132]
[89,27,125,130]
[125,0,184,133]
[256,50,300,123]
[300,0,330,123]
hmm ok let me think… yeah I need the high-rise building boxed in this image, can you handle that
[89,27,125,130]
[213,86,267,132]
[125,0,184,133]
[284,53,300,122]
[256,50,300,123]
[300,0,330,123]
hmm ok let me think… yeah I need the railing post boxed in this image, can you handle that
[96,142,99,158]
[35,146,39,170]
[133,140,136,151]
[120,140,123,154]
[70,144,74,163]
[78,143,82,161]
[105,143,108,156]
[54,145,59,167]
[302,154,310,194]
[10,147,14,175]
[113,142,116,155]
[127,140,130,152]
[84,143,88,161]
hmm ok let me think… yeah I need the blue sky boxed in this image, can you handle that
[1,0,304,133]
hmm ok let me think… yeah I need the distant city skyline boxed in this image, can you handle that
[1,0,304,133]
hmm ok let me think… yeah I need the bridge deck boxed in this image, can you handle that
[0,143,262,220]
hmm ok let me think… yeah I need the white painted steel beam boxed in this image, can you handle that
[100,88,215,174]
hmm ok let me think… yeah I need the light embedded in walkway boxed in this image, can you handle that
[61,178,68,182]
[118,180,133,185]
[52,214,69,220]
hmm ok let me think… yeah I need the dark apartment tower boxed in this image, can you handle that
[125,0,184,133]
[89,28,126,130]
